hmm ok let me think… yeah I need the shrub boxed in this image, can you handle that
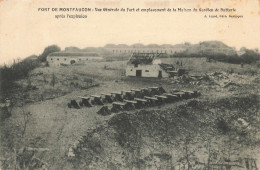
[38,45,61,62]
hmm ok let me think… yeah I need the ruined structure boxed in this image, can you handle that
[125,53,174,78]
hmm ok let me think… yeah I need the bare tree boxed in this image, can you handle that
[51,73,56,87]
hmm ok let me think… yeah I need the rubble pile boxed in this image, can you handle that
[169,71,251,91]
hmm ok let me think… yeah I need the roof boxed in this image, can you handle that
[146,44,160,48]
[117,44,129,48]
[127,53,161,65]
[161,44,174,48]
[159,63,175,71]
[130,43,145,48]
[48,52,100,57]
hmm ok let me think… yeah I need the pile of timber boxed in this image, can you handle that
[67,87,201,114]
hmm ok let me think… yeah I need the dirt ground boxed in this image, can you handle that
[0,58,259,169]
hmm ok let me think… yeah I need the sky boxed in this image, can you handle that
[0,0,259,65]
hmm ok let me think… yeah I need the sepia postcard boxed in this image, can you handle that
[0,0,259,169]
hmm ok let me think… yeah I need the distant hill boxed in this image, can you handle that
[23,55,38,61]
[64,46,81,52]
[170,41,259,64]
[64,46,113,56]
[104,43,190,50]
[182,41,236,56]
[62,41,259,64]
[66,41,239,56]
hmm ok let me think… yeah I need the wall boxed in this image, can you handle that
[47,56,103,66]
[105,47,186,54]
[126,64,168,78]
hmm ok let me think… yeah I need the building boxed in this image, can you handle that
[104,43,188,54]
[47,52,103,66]
[125,53,174,78]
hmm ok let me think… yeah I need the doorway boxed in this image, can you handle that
[158,71,162,78]
[136,70,142,77]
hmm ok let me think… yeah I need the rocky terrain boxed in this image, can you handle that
[0,58,259,169]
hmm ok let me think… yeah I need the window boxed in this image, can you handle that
[130,69,133,71]
[64,58,66,61]
[70,60,76,64]
[57,58,59,61]
[51,58,53,60]
[145,70,149,72]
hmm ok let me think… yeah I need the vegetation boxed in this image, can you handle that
[38,45,61,62]
[0,45,61,95]
[0,58,40,97]
[171,49,260,64]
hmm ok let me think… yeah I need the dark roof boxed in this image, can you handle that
[48,52,100,57]
[127,53,161,65]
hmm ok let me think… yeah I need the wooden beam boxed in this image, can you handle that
[111,92,122,95]
[90,95,101,98]
[154,95,168,99]
[144,96,158,101]
[124,100,137,104]
[78,96,90,100]
[113,102,126,106]
[134,98,147,102]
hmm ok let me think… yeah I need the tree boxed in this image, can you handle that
[38,45,61,62]
[240,49,260,64]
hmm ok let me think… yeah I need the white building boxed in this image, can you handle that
[47,52,103,66]
[125,53,174,78]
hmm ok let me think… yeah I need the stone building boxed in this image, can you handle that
[47,52,103,66]
[125,53,174,78]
